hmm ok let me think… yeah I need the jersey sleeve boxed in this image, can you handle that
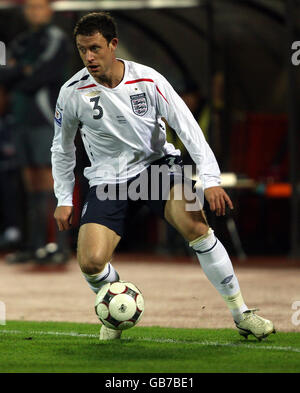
[51,87,79,206]
[155,74,221,190]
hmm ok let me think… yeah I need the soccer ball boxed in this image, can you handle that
[95,281,144,330]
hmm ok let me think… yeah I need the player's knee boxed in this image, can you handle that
[78,249,109,275]
[186,221,209,242]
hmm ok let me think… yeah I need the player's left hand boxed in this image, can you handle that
[204,186,234,216]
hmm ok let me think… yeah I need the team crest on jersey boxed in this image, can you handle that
[130,93,148,116]
[54,107,62,127]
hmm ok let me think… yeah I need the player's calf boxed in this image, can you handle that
[164,196,209,241]
[190,227,249,323]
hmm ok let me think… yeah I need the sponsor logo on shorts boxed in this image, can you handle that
[55,107,62,126]
[130,93,148,116]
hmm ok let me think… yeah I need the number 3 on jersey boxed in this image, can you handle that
[90,96,103,119]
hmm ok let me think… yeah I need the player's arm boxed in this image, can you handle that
[51,88,79,230]
[155,75,233,216]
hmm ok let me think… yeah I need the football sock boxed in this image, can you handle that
[190,228,248,323]
[83,262,120,294]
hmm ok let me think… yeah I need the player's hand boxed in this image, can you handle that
[54,206,74,231]
[204,186,234,216]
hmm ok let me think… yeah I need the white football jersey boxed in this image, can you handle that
[51,59,221,206]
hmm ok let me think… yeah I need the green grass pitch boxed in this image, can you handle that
[0,321,300,373]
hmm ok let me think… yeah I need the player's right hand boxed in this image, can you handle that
[54,206,74,231]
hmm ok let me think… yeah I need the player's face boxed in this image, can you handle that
[76,33,118,81]
[24,0,53,28]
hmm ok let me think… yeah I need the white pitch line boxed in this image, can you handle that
[1,329,300,354]
[134,337,300,354]
[0,329,97,338]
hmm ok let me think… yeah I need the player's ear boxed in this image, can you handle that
[109,38,118,51]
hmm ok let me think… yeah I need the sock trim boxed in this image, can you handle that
[83,263,111,283]
[98,263,111,282]
[196,238,218,254]
[189,228,213,248]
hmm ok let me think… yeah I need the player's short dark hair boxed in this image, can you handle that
[74,12,118,44]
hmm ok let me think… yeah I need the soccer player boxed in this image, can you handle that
[52,12,275,340]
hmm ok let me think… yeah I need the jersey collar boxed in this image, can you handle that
[89,58,128,91]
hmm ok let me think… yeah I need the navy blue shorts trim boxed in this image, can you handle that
[80,155,194,237]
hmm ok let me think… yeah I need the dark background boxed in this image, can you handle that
[0,0,299,258]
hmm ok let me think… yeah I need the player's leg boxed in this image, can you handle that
[77,222,121,293]
[77,186,129,340]
[164,183,248,321]
[164,183,275,340]
[77,222,122,340]
[78,185,128,293]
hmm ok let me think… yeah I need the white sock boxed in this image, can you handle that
[82,262,120,294]
[190,228,248,323]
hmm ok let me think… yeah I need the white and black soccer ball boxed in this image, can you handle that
[95,281,144,330]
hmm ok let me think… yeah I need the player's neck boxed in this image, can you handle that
[95,59,125,88]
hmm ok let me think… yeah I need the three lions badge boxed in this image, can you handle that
[130,93,148,116]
